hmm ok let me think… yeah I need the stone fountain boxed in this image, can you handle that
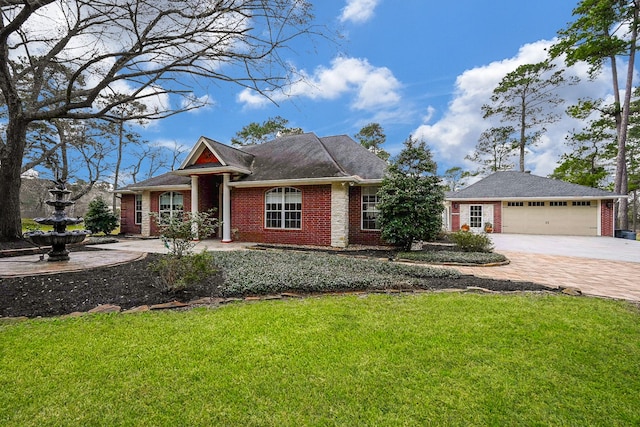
[25,180,91,261]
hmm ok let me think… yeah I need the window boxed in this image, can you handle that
[362,186,381,230]
[550,201,567,207]
[159,192,184,220]
[469,205,483,228]
[135,194,143,224]
[265,187,302,229]
[572,201,591,206]
[528,201,545,207]
[507,201,523,207]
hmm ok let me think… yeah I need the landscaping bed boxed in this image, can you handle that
[1,246,555,318]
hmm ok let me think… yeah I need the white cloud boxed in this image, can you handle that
[413,40,613,177]
[339,0,381,24]
[237,56,401,112]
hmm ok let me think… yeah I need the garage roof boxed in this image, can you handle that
[447,171,622,200]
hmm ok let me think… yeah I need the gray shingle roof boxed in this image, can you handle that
[118,133,387,191]
[238,133,386,182]
[200,136,254,170]
[118,172,190,191]
[447,171,620,199]
[319,135,387,180]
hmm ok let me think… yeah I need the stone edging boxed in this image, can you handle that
[394,258,511,267]
[1,287,572,322]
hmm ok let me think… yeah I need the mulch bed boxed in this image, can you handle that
[1,241,556,319]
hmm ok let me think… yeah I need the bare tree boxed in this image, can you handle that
[0,0,321,241]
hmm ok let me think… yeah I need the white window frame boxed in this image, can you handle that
[159,191,184,220]
[469,205,483,229]
[361,186,381,230]
[134,194,143,225]
[265,187,302,230]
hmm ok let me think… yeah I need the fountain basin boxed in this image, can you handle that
[25,230,92,261]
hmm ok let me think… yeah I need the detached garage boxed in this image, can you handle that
[446,171,622,237]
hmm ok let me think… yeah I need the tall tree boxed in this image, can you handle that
[231,116,303,146]
[442,166,469,191]
[378,136,444,251]
[481,61,574,172]
[354,122,390,161]
[550,0,639,229]
[465,126,516,175]
[0,0,319,241]
[550,100,616,188]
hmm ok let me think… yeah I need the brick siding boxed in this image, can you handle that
[231,185,332,246]
[348,186,384,246]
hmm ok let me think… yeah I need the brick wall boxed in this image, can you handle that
[231,185,332,246]
[601,200,614,237]
[450,201,502,233]
[348,186,384,246]
[119,194,141,235]
[149,191,191,236]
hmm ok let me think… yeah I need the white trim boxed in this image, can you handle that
[179,136,228,169]
[172,165,252,176]
[118,185,190,194]
[228,176,381,188]
[447,195,624,202]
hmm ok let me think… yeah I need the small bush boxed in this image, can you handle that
[150,250,215,292]
[397,250,506,264]
[150,210,218,257]
[84,196,119,235]
[449,231,494,253]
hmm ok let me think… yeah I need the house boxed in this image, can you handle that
[445,171,623,236]
[117,133,387,247]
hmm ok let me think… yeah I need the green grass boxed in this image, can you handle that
[21,218,119,235]
[1,294,639,426]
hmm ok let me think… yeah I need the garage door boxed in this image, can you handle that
[502,201,598,236]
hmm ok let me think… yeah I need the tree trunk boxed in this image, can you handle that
[614,3,638,230]
[519,97,526,172]
[0,120,28,242]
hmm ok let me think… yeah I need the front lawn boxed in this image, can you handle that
[1,294,639,426]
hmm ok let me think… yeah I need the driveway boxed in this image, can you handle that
[454,234,640,302]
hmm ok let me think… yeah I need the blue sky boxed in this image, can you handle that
[137,0,613,180]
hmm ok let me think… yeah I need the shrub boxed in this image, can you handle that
[84,196,119,235]
[449,231,494,253]
[397,250,506,264]
[210,250,460,296]
[150,210,218,257]
[378,137,445,251]
[150,250,215,292]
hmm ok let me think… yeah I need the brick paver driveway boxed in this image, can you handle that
[456,235,640,301]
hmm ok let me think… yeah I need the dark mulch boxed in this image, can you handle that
[1,242,556,319]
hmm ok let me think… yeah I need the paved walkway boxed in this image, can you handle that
[452,235,640,302]
[0,239,252,278]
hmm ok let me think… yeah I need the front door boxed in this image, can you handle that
[469,205,483,232]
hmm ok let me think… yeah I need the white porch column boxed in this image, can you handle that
[222,173,232,242]
[330,182,349,248]
[191,175,199,239]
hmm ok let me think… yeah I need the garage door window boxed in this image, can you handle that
[469,205,483,228]
[550,201,567,206]
[507,202,523,207]
[572,201,591,206]
[528,201,545,207]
